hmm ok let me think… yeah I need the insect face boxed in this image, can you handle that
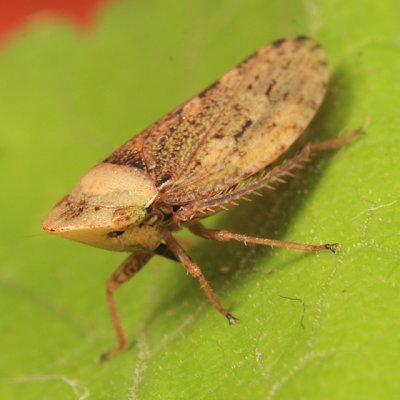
[43,163,161,251]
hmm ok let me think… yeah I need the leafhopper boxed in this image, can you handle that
[43,36,362,360]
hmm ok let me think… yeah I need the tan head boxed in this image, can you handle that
[43,163,161,251]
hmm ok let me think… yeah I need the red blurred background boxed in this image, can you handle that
[0,0,111,46]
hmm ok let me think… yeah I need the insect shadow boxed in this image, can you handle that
[139,63,357,331]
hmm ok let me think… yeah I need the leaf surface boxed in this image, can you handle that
[0,1,399,399]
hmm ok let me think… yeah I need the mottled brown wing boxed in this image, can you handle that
[106,36,329,204]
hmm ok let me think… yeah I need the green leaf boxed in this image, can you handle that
[1,0,399,399]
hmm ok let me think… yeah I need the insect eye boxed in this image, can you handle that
[108,230,124,238]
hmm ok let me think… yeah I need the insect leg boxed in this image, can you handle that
[189,222,338,253]
[175,129,364,222]
[164,232,238,325]
[101,250,153,362]
[304,127,365,151]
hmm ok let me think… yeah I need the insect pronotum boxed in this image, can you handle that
[43,36,362,360]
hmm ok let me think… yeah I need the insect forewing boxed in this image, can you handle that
[106,37,328,205]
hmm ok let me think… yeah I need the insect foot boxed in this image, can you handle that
[325,243,340,253]
[226,313,239,325]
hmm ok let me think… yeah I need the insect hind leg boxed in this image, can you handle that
[189,222,339,253]
[175,129,365,222]
[305,127,365,152]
